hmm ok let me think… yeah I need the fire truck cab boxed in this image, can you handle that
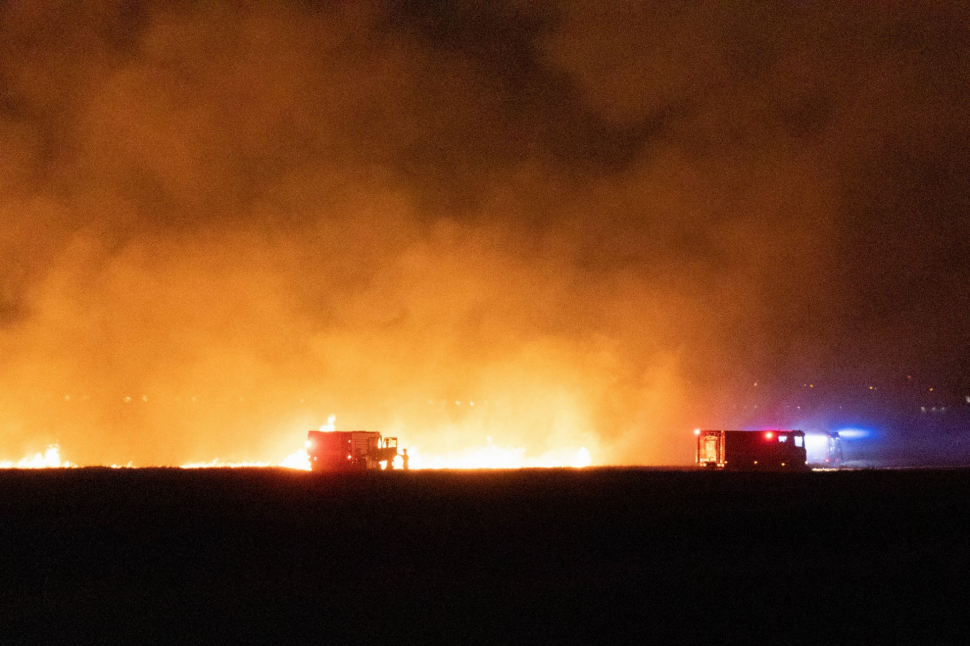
[306,430,400,472]
[696,429,809,470]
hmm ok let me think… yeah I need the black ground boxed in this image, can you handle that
[2,468,969,643]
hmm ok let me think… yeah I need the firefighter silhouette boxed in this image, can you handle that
[402,448,409,471]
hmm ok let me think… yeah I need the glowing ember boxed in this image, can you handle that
[0,445,75,469]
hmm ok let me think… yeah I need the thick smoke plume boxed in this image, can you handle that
[1,1,968,465]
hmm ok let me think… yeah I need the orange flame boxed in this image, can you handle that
[1,416,593,471]
[180,447,311,470]
[0,445,75,469]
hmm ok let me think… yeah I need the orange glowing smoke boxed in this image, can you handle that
[1,0,968,471]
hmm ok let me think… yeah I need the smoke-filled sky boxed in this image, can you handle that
[1,0,969,465]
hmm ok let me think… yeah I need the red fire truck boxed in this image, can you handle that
[306,430,400,472]
[695,429,810,470]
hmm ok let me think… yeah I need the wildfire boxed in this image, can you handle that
[0,445,75,469]
[178,419,328,469]
[180,458,272,468]
[0,416,593,471]
[406,439,592,470]
[180,447,311,470]
[279,448,311,470]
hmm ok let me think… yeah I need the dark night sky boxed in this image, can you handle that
[1,0,969,465]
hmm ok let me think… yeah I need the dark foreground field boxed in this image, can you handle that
[2,468,969,643]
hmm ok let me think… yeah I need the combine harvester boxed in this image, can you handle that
[695,429,843,470]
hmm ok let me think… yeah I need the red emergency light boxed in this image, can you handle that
[765,432,774,440]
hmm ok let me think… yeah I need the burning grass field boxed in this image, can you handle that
[2,467,969,642]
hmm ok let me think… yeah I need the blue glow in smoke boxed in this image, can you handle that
[834,427,874,440]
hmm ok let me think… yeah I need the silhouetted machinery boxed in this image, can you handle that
[820,431,844,468]
[306,430,400,472]
[695,429,810,470]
